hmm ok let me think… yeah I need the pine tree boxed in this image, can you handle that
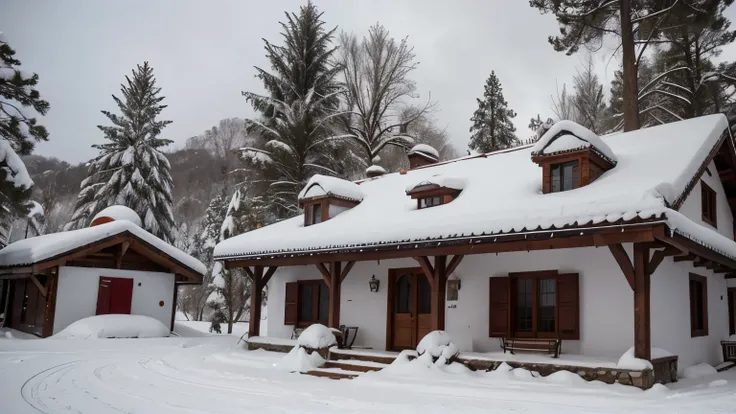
[67,62,176,242]
[0,32,49,156]
[241,1,344,217]
[468,71,518,153]
[0,32,47,241]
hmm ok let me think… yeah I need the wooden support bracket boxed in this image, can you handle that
[340,261,355,283]
[316,263,331,289]
[30,274,47,297]
[608,244,635,290]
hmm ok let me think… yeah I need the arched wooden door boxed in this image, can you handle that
[388,269,431,350]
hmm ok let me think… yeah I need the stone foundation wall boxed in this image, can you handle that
[246,341,294,353]
[458,357,656,390]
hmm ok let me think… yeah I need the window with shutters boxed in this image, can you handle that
[701,181,717,228]
[284,280,329,327]
[689,273,708,337]
[489,271,579,340]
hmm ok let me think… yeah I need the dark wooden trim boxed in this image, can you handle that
[728,287,736,335]
[115,241,130,269]
[507,270,562,339]
[243,266,254,280]
[340,261,355,283]
[414,257,435,286]
[29,274,47,297]
[445,255,464,277]
[431,255,447,331]
[672,128,731,210]
[328,261,342,328]
[170,284,178,331]
[633,243,651,360]
[658,232,736,270]
[608,244,635,290]
[648,246,682,274]
[41,270,58,338]
[315,263,331,289]
[689,273,709,338]
[223,222,665,268]
[385,267,427,351]
[701,180,718,228]
[262,266,278,286]
[248,266,264,338]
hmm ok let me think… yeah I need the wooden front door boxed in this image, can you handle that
[96,277,134,315]
[388,269,431,350]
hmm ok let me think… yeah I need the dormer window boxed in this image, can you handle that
[298,175,363,227]
[406,175,466,210]
[531,121,616,194]
[551,160,579,192]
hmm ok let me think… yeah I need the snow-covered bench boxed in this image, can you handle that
[291,325,359,349]
[500,337,562,358]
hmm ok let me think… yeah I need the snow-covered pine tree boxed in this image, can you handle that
[468,71,518,153]
[0,32,49,156]
[209,188,266,334]
[241,1,346,217]
[0,32,47,243]
[67,62,176,242]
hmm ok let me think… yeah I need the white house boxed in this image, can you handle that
[0,206,205,337]
[214,115,736,383]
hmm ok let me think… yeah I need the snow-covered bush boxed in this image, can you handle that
[53,315,170,339]
[296,323,337,349]
[275,346,326,373]
[416,331,459,365]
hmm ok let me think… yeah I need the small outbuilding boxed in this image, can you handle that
[0,206,205,337]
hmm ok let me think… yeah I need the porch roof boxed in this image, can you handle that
[215,115,735,263]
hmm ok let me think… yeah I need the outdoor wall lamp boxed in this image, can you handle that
[369,275,380,292]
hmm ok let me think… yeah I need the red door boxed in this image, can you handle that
[96,277,134,315]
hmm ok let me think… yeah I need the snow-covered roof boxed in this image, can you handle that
[531,120,617,163]
[406,175,467,193]
[408,144,439,160]
[91,205,142,228]
[297,174,363,203]
[0,220,207,276]
[215,115,733,260]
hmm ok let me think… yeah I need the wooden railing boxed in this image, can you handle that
[721,341,736,362]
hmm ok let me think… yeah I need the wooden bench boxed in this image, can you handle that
[291,325,360,349]
[500,337,562,358]
[721,341,736,362]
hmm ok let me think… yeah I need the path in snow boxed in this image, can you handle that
[2,334,736,413]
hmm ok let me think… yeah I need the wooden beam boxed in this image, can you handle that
[693,258,708,268]
[248,266,264,338]
[674,254,695,262]
[328,261,342,329]
[223,224,663,268]
[658,233,736,270]
[340,261,355,283]
[445,255,465,277]
[633,243,651,361]
[727,273,736,279]
[431,255,448,331]
[608,244,635,291]
[41,273,58,338]
[30,274,47,297]
[243,266,254,280]
[170,284,178,331]
[315,263,331,289]
[262,266,278,286]
[414,256,435,286]
[648,246,682,274]
[115,241,130,269]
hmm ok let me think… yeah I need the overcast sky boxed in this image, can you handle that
[3,1,736,164]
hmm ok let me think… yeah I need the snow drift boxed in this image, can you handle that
[53,314,170,339]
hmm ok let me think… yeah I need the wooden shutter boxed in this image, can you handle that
[557,273,580,340]
[284,282,298,325]
[489,277,509,337]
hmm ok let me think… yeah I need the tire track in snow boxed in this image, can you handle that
[21,360,83,413]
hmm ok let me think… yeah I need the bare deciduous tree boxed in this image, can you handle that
[338,24,433,166]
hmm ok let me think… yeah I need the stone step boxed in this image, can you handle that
[328,350,399,365]
[304,367,361,380]
[323,360,386,373]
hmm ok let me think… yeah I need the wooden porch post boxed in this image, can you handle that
[248,266,264,338]
[431,255,447,331]
[633,243,651,360]
[328,261,342,329]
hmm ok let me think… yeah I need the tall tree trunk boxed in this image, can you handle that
[620,0,640,131]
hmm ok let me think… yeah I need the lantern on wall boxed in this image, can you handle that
[369,275,380,292]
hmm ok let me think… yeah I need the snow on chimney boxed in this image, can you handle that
[407,144,439,169]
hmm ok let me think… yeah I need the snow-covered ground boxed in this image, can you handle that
[1,326,736,413]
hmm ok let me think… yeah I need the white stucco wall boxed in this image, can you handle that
[53,266,175,334]
[679,160,734,240]
[266,245,731,371]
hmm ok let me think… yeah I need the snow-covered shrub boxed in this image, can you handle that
[275,346,326,373]
[296,324,337,349]
[416,331,459,364]
[53,315,170,339]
